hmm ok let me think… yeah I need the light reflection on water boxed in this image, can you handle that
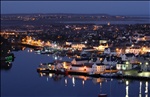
[39,72,150,97]
[1,48,150,97]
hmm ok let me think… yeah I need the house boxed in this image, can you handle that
[125,46,141,55]
[120,53,138,64]
[104,48,111,54]
[141,61,150,71]
[94,39,108,51]
[89,57,101,64]
[80,51,91,58]
[71,58,90,65]
[69,63,106,74]
[71,43,86,50]
[62,61,72,70]
[103,48,117,55]
[102,55,120,66]
[120,54,127,61]
[95,45,108,51]
[120,53,136,61]
[97,54,107,62]
[137,56,150,71]
[92,63,106,74]
[70,64,88,72]
[55,63,63,69]
[144,33,150,41]
[116,61,132,70]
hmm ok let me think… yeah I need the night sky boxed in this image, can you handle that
[1,1,150,15]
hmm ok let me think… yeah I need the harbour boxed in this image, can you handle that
[1,47,150,97]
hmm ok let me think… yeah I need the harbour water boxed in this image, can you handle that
[1,48,150,97]
[59,20,150,24]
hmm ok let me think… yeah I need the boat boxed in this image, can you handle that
[98,94,107,97]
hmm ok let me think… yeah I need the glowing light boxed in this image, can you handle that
[82,80,85,85]
[40,73,43,77]
[100,82,102,87]
[126,81,129,86]
[145,81,148,93]
[49,73,52,78]
[126,62,129,65]
[125,80,130,97]
[126,86,129,97]
[116,48,119,51]
[139,81,142,94]
[139,62,142,65]
[72,77,75,87]
[30,49,33,52]
[131,44,134,47]
[65,79,67,86]
[145,94,148,97]
[55,56,58,60]
[84,66,86,71]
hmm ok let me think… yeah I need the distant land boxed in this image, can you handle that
[1,13,150,17]
[1,13,150,29]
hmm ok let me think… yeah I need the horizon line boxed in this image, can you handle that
[1,12,150,16]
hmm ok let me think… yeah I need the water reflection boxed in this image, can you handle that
[1,61,12,70]
[0,53,15,71]
[138,81,149,97]
[65,78,67,86]
[37,72,150,97]
[125,81,129,97]
[139,81,142,97]
[145,81,148,97]
[1,39,149,97]
[1,37,25,71]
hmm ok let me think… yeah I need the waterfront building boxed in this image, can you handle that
[92,63,106,74]
[70,64,91,72]
[137,56,150,71]
[71,58,90,65]
[69,62,106,74]
[116,61,132,70]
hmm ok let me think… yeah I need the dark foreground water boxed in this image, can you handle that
[1,48,150,97]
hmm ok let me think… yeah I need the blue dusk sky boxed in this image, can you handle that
[1,1,150,15]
